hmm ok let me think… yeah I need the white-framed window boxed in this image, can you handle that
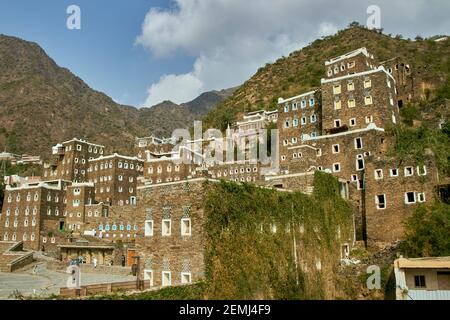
[365,115,374,124]
[291,137,297,144]
[144,269,154,286]
[351,174,358,182]
[354,137,363,149]
[281,155,286,161]
[364,78,372,88]
[334,119,341,128]
[284,103,289,113]
[333,84,341,95]
[162,219,171,236]
[292,102,298,110]
[283,139,288,146]
[418,193,426,203]
[76,144,82,151]
[181,218,191,236]
[376,194,386,210]
[144,220,154,236]
[30,233,35,241]
[417,165,427,176]
[162,271,171,287]
[356,158,365,171]
[118,162,123,169]
[284,120,290,128]
[404,166,414,177]
[301,117,307,125]
[309,98,315,107]
[348,99,356,108]
[334,100,342,110]
[333,163,341,173]
[389,168,399,177]
[73,188,81,195]
[347,82,355,91]
[301,100,306,108]
[365,96,373,105]
[310,114,317,123]
[405,192,416,204]
[349,118,356,127]
[181,272,192,284]
[293,118,298,127]
[374,169,383,180]
[316,149,322,157]
[332,144,340,154]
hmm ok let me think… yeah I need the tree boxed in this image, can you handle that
[401,203,450,257]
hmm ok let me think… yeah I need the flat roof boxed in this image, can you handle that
[396,257,450,269]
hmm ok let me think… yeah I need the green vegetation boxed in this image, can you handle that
[87,283,206,300]
[202,172,353,299]
[401,203,450,257]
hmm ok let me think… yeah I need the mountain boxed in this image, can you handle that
[0,34,234,158]
[204,25,450,131]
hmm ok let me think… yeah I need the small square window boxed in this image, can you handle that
[414,275,426,288]
[365,96,373,105]
[417,166,427,176]
[404,167,414,177]
[351,174,358,182]
[390,168,399,177]
[374,169,383,180]
[181,272,192,284]
[334,100,342,110]
[348,99,356,108]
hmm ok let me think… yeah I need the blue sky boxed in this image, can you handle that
[0,1,449,108]
[0,0,191,106]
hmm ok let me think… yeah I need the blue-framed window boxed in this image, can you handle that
[309,98,315,107]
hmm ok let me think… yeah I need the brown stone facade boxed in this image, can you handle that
[135,178,207,287]
[44,139,105,183]
[87,154,144,206]
[0,180,70,252]
[364,157,440,247]
[65,183,95,232]
[321,68,399,133]
[324,48,377,79]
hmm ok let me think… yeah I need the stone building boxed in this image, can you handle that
[135,178,209,287]
[65,183,95,233]
[43,138,105,183]
[0,180,70,252]
[87,153,144,206]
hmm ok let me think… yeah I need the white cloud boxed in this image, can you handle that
[137,0,450,107]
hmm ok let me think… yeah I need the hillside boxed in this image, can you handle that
[204,25,450,131]
[0,34,233,157]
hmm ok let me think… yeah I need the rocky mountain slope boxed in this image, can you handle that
[0,34,234,157]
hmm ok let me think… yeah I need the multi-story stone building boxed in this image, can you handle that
[65,183,95,233]
[43,138,105,183]
[87,154,144,206]
[0,180,70,252]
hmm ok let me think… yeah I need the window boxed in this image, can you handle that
[334,119,341,128]
[181,272,192,284]
[118,162,123,169]
[351,174,358,182]
[144,270,153,286]
[414,275,426,288]
[301,117,307,125]
[374,169,383,180]
[333,84,341,95]
[348,99,356,108]
[301,100,306,108]
[356,158,365,171]
[349,118,356,127]
[405,192,416,204]
[310,114,317,123]
[284,120,290,128]
[283,139,288,146]
[162,219,171,236]
[334,100,342,110]
[316,149,322,157]
[181,218,191,236]
[348,61,355,69]
[332,144,340,154]
[404,167,414,177]
[333,163,341,173]
[417,166,427,176]
[293,118,298,127]
[162,271,171,287]
[365,115,374,124]
[376,195,386,209]
[364,78,372,88]
[365,96,373,105]
[390,169,399,177]
[291,137,297,144]
[418,193,426,203]
[347,82,355,91]
[76,144,82,151]
[354,138,363,149]
[284,104,289,112]
[144,220,153,236]
[309,98,315,107]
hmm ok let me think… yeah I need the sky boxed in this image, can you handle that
[0,0,449,108]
